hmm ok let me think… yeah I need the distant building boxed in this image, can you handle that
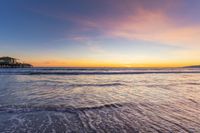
[0,57,18,64]
[0,56,32,68]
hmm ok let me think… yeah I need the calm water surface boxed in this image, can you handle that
[0,68,200,133]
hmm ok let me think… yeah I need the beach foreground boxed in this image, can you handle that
[0,68,200,132]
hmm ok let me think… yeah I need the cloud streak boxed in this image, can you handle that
[105,9,200,47]
[34,1,200,48]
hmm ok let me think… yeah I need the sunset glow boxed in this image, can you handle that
[0,0,200,67]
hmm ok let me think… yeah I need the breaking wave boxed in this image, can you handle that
[1,71,200,75]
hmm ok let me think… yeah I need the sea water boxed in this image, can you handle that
[0,68,200,132]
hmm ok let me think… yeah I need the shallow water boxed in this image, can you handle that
[0,68,200,132]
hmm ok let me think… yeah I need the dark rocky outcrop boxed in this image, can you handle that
[184,65,200,68]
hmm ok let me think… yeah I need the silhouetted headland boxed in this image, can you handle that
[0,57,32,68]
[184,65,200,68]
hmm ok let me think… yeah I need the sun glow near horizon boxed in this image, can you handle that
[1,0,200,67]
[28,58,200,68]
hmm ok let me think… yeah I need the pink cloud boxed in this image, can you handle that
[59,7,200,48]
[30,3,200,48]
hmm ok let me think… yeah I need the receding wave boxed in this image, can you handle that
[1,102,200,132]
[0,103,124,113]
[68,83,124,87]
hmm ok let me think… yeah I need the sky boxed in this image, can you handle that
[0,0,200,67]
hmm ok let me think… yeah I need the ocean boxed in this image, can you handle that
[0,68,200,133]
